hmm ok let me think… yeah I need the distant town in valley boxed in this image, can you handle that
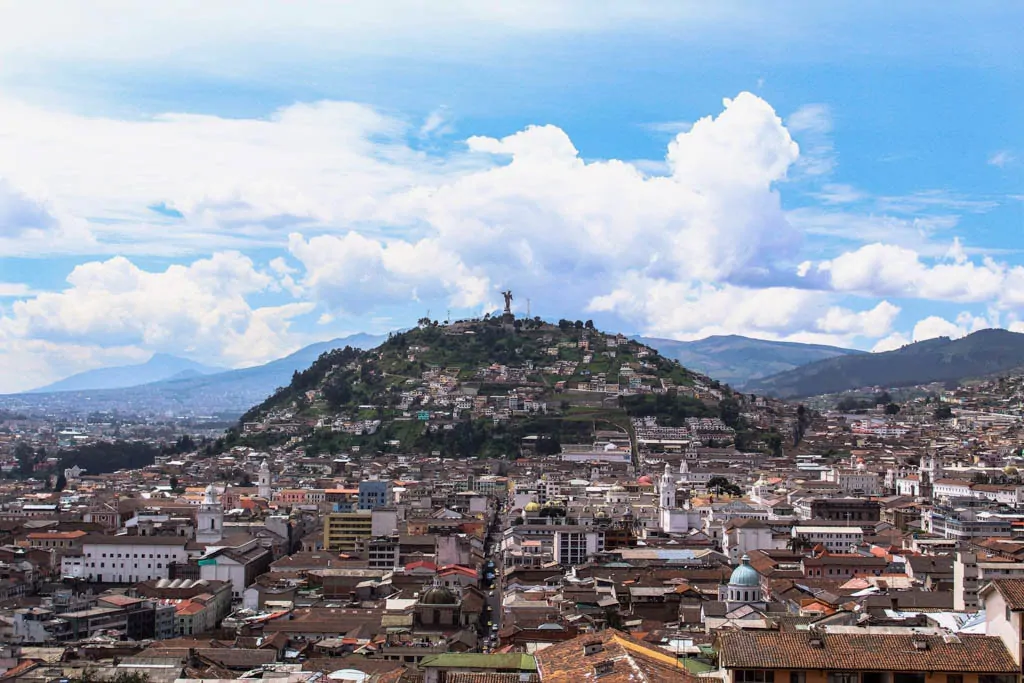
[3,312,1024,683]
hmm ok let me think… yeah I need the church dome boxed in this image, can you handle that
[610,484,626,492]
[637,475,653,485]
[728,555,761,587]
[524,501,542,512]
[421,586,457,605]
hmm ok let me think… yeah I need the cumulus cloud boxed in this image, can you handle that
[815,242,1024,305]
[871,332,910,353]
[287,232,490,314]
[0,252,311,367]
[586,275,896,345]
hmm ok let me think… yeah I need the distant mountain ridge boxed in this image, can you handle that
[745,328,1024,398]
[6,333,390,416]
[31,353,225,393]
[639,334,861,388]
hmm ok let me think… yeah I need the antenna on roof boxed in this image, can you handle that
[527,298,531,317]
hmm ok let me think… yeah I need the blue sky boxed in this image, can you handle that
[0,2,1021,392]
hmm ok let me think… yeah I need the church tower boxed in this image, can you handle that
[196,484,224,544]
[660,462,675,510]
[258,459,272,500]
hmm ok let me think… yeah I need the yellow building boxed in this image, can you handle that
[323,511,373,552]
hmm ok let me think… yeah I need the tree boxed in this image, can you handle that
[574,320,584,329]
[54,470,67,492]
[14,442,33,477]
[72,671,150,683]
[874,391,892,405]
[718,398,741,428]
[169,475,180,492]
[787,535,813,554]
[884,403,901,416]
[536,436,562,456]
[934,405,954,420]
[707,476,742,497]
[584,320,594,329]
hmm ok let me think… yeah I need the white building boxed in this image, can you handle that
[658,463,701,534]
[61,535,188,583]
[553,529,603,566]
[822,466,881,496]
[722,519,784,563]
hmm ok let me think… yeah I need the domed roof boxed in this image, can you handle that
[420,585,457,605]
[728,555,761,587]
[610,484,626,492]
[595,510,609,519]
[637,475,653,485]
[524,501,542,512]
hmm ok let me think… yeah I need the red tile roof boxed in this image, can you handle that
[536,629,699,683]
[718,631,1017,673]
[988,578,1024,610]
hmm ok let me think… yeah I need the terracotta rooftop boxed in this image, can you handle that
[987,578,1024,610]
[536,629,699,683]
[718,631,1017,673]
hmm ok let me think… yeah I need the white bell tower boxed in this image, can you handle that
[258,459,272,500]
[196,484,224,544]
[659,463,675,510]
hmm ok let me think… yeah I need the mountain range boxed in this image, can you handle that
[31,353,225,393]
[745,328,1024,398]
[638,335,862,389]
[2,333,389,416]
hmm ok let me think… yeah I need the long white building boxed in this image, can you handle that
[61,535,189,584]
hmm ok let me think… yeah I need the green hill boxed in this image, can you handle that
[639,334,861,388]
[745,328,1024,398]
[230,318,781,459]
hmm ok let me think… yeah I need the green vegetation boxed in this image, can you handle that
[747,328,1024,398]
[233,318,777,459]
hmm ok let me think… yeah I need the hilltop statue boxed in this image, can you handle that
[502,290,513,315]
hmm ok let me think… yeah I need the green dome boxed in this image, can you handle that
[729,555,761,587]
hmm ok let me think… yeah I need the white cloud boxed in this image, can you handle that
[587,275,894,346]
[817,242,1024,304]
[0,282,34,298]
[0,252,311,368]
[912,316,964,342]
[816,301,900,336]
[911,312,990,342]
[786,103,834,176]
[0,97,461,255]
[989,150,1016,168]
[641,121,693,135]
[871,332,909,353]
[420,107,454,139]
[812,183,864,205]
[287,232,490,314]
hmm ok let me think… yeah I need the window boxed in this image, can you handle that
[735,671,774,683]
[789,674,805,683]
[980,677,1016,683]
[828,675,858,683]
[946,676,963,683]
